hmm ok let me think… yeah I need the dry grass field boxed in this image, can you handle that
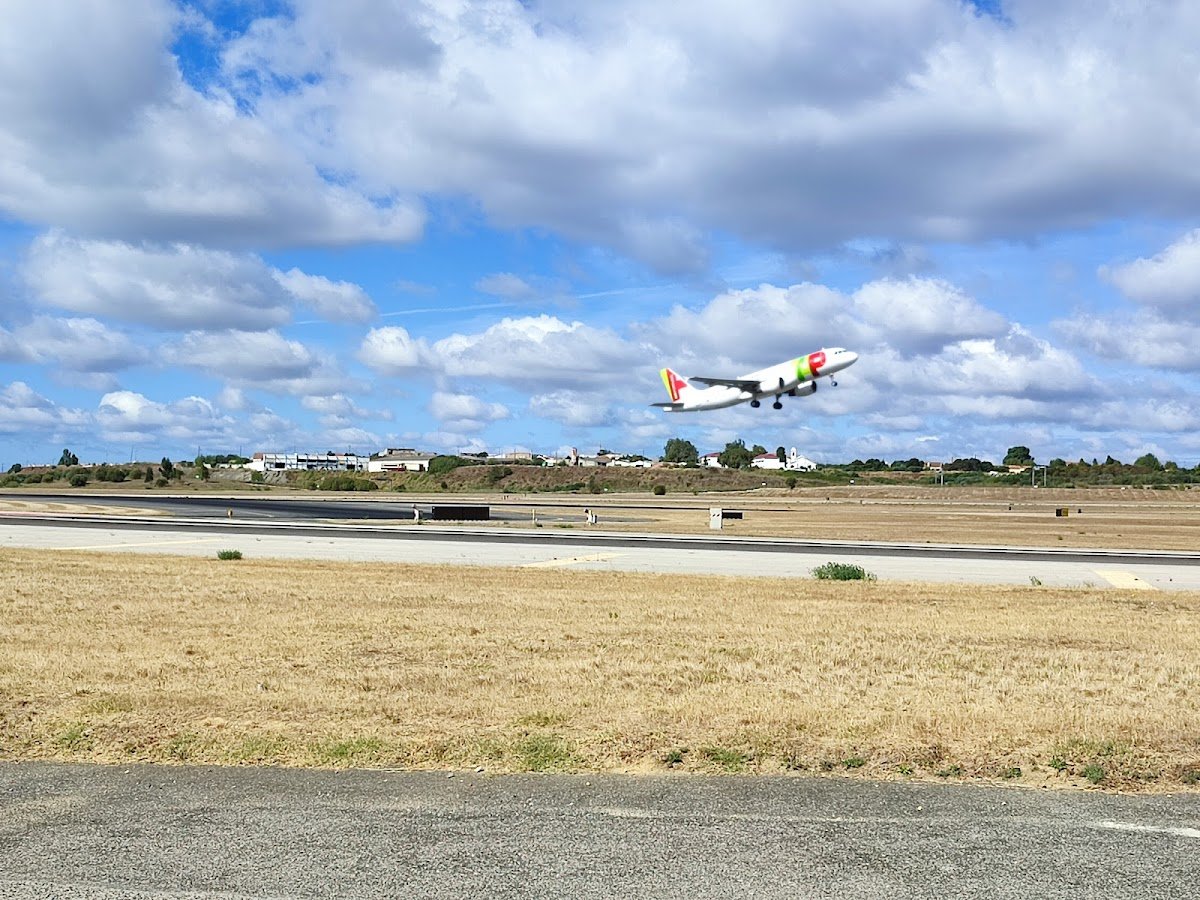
[5,483,1199,550]
[3,547,1199,791]
[341,484,1200,550]
[597,493,1200,550]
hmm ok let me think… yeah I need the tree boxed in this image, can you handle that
[144,466,154,483]
[776,446,786,463]
[1003,446,1033,466]
[7,463,21,474]
[662,438,699,466]
[718,439,755,469]
[58,448,79,467]
[160,457,175,478]
[750,444,767,456]
[1134,453,1163,471]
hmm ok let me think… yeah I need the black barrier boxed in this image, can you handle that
[430,505,490,521]
[722,510,744,520]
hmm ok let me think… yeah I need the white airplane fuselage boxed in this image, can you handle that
[655,348,858,412]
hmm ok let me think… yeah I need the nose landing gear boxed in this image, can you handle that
[750,399,761,408]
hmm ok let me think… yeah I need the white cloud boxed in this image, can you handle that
[1100,229,1200,317]
[13,317,149,372]
[0,381,89,435]
[358,326,431,374]
[852,277,1007,354]
[301,394,369,419]
[24,234,378,332]
[164,331,319,381]
[96,390,239,448]
[1057,313,1200,373]
[25,233,293,331]
[0,0,422,247]
[475,273,535,300]
[528,391,617,429]
[428,391,510,432]
[275,269,376,323]
[208,2,1200,268]
[430,315,643,389]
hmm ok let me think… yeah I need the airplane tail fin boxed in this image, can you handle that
[660,367,691,403]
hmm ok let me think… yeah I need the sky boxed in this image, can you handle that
[2,0,1200,467]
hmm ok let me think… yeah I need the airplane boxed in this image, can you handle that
[652,348,858,412]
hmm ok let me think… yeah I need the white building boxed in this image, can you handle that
[701,452,723,468]
[247,451,366,472]
[368,448,437,473]
[750,448,818,471]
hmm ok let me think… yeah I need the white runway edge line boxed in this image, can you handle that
[1094,821,1200,839]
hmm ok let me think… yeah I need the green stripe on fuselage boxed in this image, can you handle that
[794,356,811,381]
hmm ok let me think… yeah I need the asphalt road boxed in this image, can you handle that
[2,515,1198,589]
[1,763,1197,899]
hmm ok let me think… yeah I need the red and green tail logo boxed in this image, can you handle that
[660,368,688,402]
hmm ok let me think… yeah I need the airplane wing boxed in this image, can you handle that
[688,376,762,392]
[650,401,685,409]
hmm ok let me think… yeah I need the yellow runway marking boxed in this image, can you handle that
[1095,570,1157,591]
[67,537,225,552]
[522,553,620,569]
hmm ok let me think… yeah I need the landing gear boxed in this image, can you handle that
[831,379,838,387]
[772,400,783,410]
[750,399,761,408]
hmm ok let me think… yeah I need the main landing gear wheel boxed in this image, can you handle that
[773,401,783,410]
[750,399,761,408]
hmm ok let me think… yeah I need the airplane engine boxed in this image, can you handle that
[789,382,816,398]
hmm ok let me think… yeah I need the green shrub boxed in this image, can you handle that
[314,474,379,492]
[428,455,472,476]
[217,549,243,560]
[69,473,88,487]
[155,477,168,487]
[811,562,876,581]
[652,484,667,495]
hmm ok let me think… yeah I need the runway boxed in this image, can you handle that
[1,763,1197,899]
[2,511,1199,589]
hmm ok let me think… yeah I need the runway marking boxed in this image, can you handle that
[1094,570,1157,590]
[522,553,620,569]
[1094,821,1200,839]
[66,537,225,551]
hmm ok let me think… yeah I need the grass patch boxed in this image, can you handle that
[216,549,243,560]
[700,746,750,772]
[1082,764,1106,785]
[515,711,569,727]
[663,747,687,768]
[811,562,876,581]
[229,734,290,764]
[315,736,389,767]
[167,731,205,762]
[843,756,867,769]
[54,722,95,753]
[512,733,576,772]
